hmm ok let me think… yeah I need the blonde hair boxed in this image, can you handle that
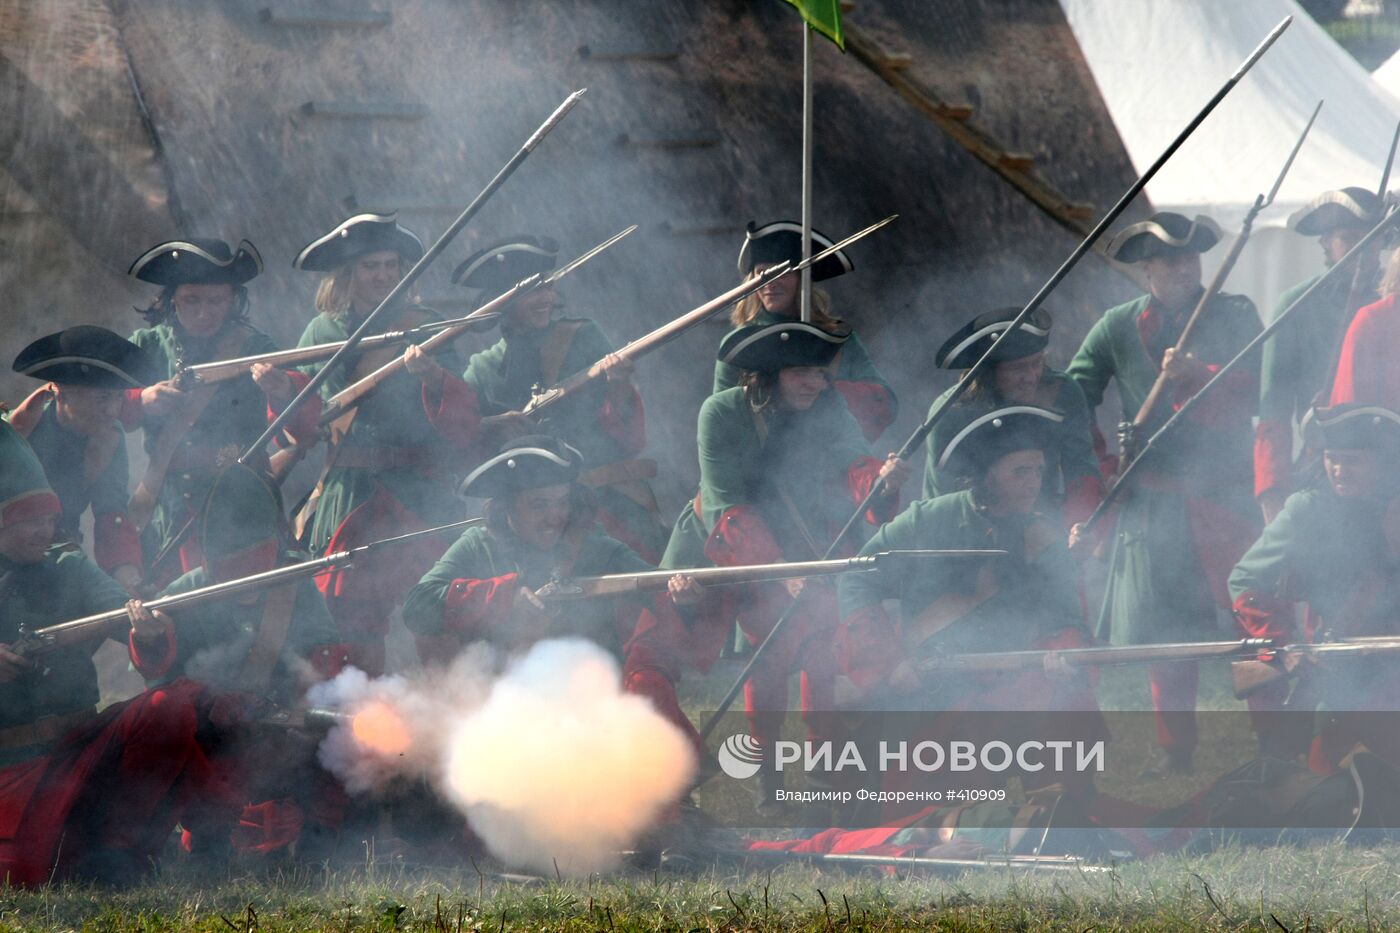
[729,270,844,330]
[1381,249,1400,299]
[313,262,420,319]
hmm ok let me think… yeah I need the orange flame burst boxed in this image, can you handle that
[351,701,411,756]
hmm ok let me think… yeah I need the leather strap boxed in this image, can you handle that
[237,584,300,691]
[0,707,95,751]
[129,327,246,532]
[541,321,587,389]
[749,406,821,558]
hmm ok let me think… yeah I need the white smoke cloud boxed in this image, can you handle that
[310,638,697,875]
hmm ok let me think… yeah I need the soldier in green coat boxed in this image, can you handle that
[453,236,665,563]
[1230,403,1400,770]
[663,321,908,801]
[713,221,896,442]
[6,326,159,592]
[403,435,702,752]
[1067,211,1263,777]
[123,238,319,585]
[1255,187,1381,523]
[922,307,1100,525]
[292,213,482,675]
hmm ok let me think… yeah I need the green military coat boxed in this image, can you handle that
[402,522,653,658]
[1067,291,1261,645]
[297,308,468,553]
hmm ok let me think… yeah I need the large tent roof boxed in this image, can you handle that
[1059,0,1400,230]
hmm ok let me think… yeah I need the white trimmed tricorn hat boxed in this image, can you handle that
[1106,212,1221,264]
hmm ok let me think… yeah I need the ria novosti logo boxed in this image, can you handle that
[718,733,764,779]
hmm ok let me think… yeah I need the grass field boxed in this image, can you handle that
[10,657,1396,930]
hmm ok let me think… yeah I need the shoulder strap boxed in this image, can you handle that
[237,583,300,691]
[540,320,588,389]
[747,405,821,559]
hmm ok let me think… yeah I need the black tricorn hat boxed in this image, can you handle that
[459,435,584,500]
[293,213,425,272]
[452,236,559,294]
[936,405,1064,477]
[12,325,158,389]
[718,321,848,374]
[129,238,263,286]
[936,307,1053,370]
[1107,212,1221,264]
[1288,187,1380,237]
[737,221,853,283]
[1306,403,1400,453]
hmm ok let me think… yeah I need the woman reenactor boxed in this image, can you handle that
[713,222,896,442]
[123,238,318,584]
[663,320,908,801]
[292,212,482,676]
[454,237,665,562]
[923,307,1100,524]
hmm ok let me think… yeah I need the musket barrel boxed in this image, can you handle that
[916,638,1271,674]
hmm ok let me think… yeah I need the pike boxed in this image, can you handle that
[1117,100,1321,466]
[520,216,898,418]
[15,518,483,658]
[171,311,503,387]
[532,549,1004,602]
[317,224,636,426]
[696,16,1291,745]
[236,88,587,467]
[915,637,1272,676]
[1081,197,1400,534]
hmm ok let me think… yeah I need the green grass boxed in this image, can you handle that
[8,842,1400,930]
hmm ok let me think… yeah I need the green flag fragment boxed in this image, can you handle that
[782,0,844,50]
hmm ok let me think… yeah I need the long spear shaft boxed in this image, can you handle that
[236,89,586,465]
[695,17,1290,745]
[1083,201,1400,532]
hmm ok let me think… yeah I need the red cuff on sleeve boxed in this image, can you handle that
[266,370,321,447]
[597,384,647,457]
[1253,419,1293,500]
[848,455,898,525]
[442,573,519,638]
[423,374,482,449]
[1232,591,1293,641]
[129,626,178,681]
[119,388,144,432]
[836,604,900,690]
[704,506,785,567]
[93,511,143,574]
[1063,475,1103,529]
[832,381,895,442]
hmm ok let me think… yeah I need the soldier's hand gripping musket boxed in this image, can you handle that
[1116,100,1320,468]
[317,225,637,427]
[172,311,502,388]
[13,518,483,659]
[1231,634,1400,699]
[531,549,1003,603]
[519,215,897,419]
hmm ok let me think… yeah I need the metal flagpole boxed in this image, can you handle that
[800,22,814,322]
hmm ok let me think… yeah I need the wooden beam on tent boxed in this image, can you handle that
[845,23,1097,235]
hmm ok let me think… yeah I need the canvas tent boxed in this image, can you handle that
[1058,0,1400,316]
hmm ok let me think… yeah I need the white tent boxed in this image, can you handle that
[1373,44,1400,103]
[1058,0,1400,316]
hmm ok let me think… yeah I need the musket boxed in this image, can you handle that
[1336,118,1400,333]
[1232,634,1400,698]
[916,637,1272,676]
[15,517,483,657]
[317,225,636,426]
[1117,100,1321,467]
[172,312,501,387]
[1081,198,1400,535]
[696,16,1291,746]
[532,549,1004,602]
[258,706,352,731]
[746,848,1111,874]
[237,88,587,467]
[520,216,898,418]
